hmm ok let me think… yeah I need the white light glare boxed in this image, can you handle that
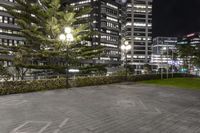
[124,41,129,45]
[64,27,72,34]
[121,45,126,50]
[66,34,74,42]
[59,34,66,41]
[121,44,131,51]
[126,45,131,50]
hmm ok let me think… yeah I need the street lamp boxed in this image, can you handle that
[59,27,74,88]
[121,41,131,80]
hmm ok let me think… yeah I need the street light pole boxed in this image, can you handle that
[161,51,163,79]
[172,49,174,78]
[121,41,131,80]
[59,27,74,89]
[125,50,128,80]
[167,46,169,79]
[161,47,167,79]
[66,44,69,88]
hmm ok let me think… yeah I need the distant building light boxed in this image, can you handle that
[177,41,188,45]
[69,69,80,73]
[191,41,200,44]
[164,40,177,43]
[187,33,195,38]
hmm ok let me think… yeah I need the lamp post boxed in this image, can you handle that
[121,41,131,80]
[171,48,175,78]
[161,50,163,79]
[166,46,169,79]
[59,27,74,89]
[161,47,166,79]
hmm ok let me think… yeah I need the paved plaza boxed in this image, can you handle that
[0,83,200,133]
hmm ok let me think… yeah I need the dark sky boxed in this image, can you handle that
[153,0,200,37]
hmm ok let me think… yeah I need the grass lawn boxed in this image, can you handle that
[142,78,200,90]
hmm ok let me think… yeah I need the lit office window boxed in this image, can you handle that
[134,5,146,9]
[0,39,2,45]
[106,16,118,22]
[3,39,8,46]
[106,3,118,9]
[134,23,146,27]
[8,0,15,2]
[9,40,13,46]
[0,16,2,23]
[0,6,6,11]
[78,0,91,4]
[4,17,8,23]
[14,40,17,46]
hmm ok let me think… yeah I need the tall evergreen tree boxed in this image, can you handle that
[176,44,199,71]
[191,45,200,68]
[1,0,104,78]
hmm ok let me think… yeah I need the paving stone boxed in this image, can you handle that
[0,83,199,133]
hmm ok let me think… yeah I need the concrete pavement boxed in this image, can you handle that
[0,83,200,133]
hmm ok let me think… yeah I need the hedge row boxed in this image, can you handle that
[0,73,195,95]
[127,73,192,81]
[0,78,66,95]
[73,76,126,87]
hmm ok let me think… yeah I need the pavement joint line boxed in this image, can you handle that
[11,121,52,133]
[155,107,162,114]
[58,118,69,128]
[37,121,52,133]
[137,99,148,110]
[11,121,29,133]
[53,118,69,133]
[0,100,27,106]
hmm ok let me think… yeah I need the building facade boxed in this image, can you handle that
[151,37,179,72]
[0,0,25,67]
[177,32,200,74]
[124,0,152,73]
[177,32,200,46]
[62,0,122,66]
[1,0,154,74]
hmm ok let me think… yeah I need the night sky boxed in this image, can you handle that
[153,0,200,37]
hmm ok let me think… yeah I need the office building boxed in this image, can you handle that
[177,32,200,74]
[151,37,181,72]
[124,0,152,73]
[0,0,25,67]
[62,0,122,66]
[1,0,154,74]
[177,32,200,46]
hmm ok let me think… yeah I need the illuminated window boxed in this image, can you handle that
[0,16,2,23]
[106,3,118,9]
